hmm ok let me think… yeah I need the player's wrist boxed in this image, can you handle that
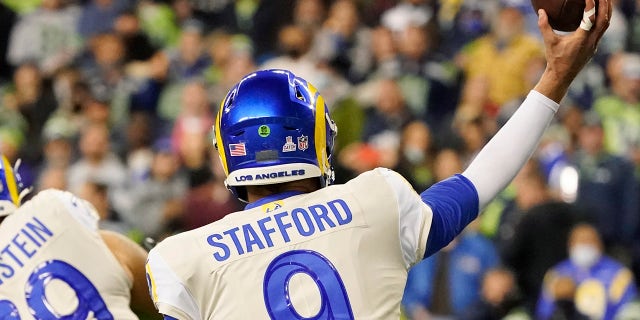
[534,68,571,103]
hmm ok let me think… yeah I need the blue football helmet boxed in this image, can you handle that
[0,155,25,217]
[213,69,337,201]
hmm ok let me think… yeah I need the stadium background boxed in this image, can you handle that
[0,0,639,318]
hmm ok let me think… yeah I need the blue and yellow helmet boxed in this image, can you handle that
[0,155,24,217]
[213,69,337,201]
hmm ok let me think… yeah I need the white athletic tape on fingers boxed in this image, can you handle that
[580,7,596,31]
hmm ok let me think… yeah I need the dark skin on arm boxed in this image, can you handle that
[100,230,162,320]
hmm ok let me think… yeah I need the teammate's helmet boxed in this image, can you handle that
[0,155,25,217]
[213,69,337,201]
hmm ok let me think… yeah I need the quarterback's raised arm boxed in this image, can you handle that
[462,0,611,208]
[420,0,611,257]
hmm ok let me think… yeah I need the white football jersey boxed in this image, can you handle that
[0,189,138,319]
[146,168,434,319]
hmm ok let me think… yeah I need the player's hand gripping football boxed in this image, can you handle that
[534,0,611,103]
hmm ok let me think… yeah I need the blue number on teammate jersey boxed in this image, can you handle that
[0,300,20,319]
[25,260,114,320]
[263,250,354,319]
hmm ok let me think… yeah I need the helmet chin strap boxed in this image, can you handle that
[19,187,32,203]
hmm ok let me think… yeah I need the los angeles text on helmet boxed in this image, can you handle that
[207,198,352,263]
[234,169,306,182]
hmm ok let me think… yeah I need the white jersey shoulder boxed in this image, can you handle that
[362,168,433,267]
[146,168,434,319]
[27,189,99,231]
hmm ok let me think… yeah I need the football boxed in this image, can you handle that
[531,0,590,32]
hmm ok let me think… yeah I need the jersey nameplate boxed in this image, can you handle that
[206,197,364,264]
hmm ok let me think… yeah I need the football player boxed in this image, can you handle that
[146,0,611,318]
[0,155,159,319]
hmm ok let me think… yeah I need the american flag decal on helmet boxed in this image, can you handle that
[229,143,246,156]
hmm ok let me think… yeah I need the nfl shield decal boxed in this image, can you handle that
[297,135,309,151]
[282,136,297,152]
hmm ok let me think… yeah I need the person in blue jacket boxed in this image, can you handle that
[402,227,499,319]
[537,223,637,320]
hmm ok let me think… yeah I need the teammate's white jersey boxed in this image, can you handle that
[0,189,138,319]
[146,168,435,319]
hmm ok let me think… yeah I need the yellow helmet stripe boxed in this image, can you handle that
[2,156,19,205]
[308,83,327,176]
[215,100,229,174]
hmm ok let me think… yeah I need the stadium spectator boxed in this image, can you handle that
[367,25,400,79]
[7,0,82,76]
[537,223,637,320]
[78,179,132,236]
[67,123,128,208]
[170,80,214,159]
[182,155,242,231]
[337,78,413,176]
[77,0,131,39]
[261,23,351,106]
[501,160,584,311]
[432,148,464,183]
[203,0,293,62]
[380,0,434,34]
[311,0,373,83]
[462,267,531,320]
[570,111,639,251]
[292,0,325,30]
[457,1,543,115]
[123,112,153,171]
[396,23,461,134]
[136,0,180,48]
[451,104,491,164]
[402,221,499,319]
[594,52,640,163]
[37,164,68,191]
[539,275,589,319]
[165,20,211,81]
[437,0,496,55]
[121,138,187,238]
[113,10,157,62]
[394,120,434,192]
[40,125,74,171]
[79,32,133,128]
[10,63,58,165]
[361,78,414,145]
[204,31,255,105]
[595,0,629,61]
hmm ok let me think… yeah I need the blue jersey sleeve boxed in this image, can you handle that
[163,316,178,320]
[420,174,479,258]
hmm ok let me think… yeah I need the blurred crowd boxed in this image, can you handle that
[0,0,639,318]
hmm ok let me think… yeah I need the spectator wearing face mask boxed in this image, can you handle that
[536,223,638,320]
